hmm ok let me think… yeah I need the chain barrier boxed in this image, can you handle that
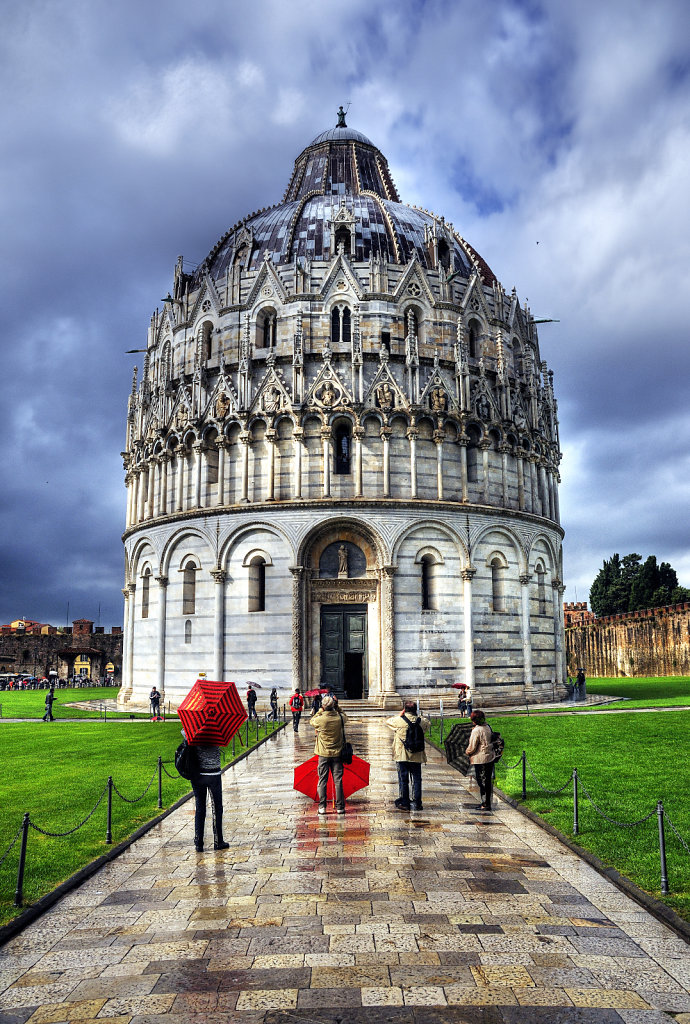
[28,784,109,838]
[524,760,573,796]
[577,777,657,829]
[160,761,181,780]
[111,770,157,804]
[497,756,524,771]
[663,808,690,858]
[0,825,23,870]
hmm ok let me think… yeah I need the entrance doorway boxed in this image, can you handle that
[320,605,367,699]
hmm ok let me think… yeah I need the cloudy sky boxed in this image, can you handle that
[2,0,689,628]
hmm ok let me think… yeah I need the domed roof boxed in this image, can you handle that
[198,112,495,285]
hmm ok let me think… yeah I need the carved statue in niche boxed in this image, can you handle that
[175,406,187,430]
[318,381,338,407]
[262,385,282,413]
[375,382,393,411]
[215,393,230,419]
[338,544,348,576]
[476,394,491,422]
[430,386,447,412]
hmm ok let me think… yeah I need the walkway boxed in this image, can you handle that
[1,720,689,1023]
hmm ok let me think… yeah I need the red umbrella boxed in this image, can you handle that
[304,687,329,697]
[294,754,370,803]
[178,679,247,747]
[452,682,469,690]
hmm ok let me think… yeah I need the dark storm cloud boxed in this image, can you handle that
[1,0,689,625]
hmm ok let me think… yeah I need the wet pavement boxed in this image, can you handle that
[1,718,689,1023]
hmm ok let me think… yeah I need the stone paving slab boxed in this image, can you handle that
[1,719,689,1023]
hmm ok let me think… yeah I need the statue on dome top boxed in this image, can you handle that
[337,105,347,127]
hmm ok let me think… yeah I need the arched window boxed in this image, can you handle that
[335,225,351,253]
[468,320,479,359]
[259,310,276,349]
[184,620,192,644]
[467,444,479,483]
[334,423,352,475]
[536,566,547,615]
[421,555,435,611]
[248,556,266,612]
[330,306,351,345]
[438,239,450,271]
[141,568,151,619]
[182,560,197,615]
[491,558,505,613]
[200,321,213,362]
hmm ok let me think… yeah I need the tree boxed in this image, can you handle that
[589,553,689,616]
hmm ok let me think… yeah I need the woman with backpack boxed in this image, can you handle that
[386,700,430,811]
[465,709,495,812]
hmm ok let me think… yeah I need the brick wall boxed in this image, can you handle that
[565,602,690,677]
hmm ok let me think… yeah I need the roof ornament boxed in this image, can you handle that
[337,105,347,127]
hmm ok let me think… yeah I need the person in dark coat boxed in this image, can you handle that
[246,685,258,721]
[42,689,56,722]
[186,737,229,852]
[269,687,279,721]
[311,692,322,715]
[149,687,162,719]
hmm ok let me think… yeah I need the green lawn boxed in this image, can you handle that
[585,676,690,709]
[430,710,690,920]
[0,686,150,720]
[0,718,284,925]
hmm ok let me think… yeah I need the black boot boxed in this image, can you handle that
[194,835,204,852]
[213,835,229,850]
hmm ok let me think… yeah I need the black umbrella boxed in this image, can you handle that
[444,721,475,776]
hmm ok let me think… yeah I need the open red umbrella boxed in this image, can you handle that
[294,754,370,803]
[452,682,469,690]
[304,687,329,697]
[178,679,247,747]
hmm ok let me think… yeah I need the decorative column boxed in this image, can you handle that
[137,467,147,522]
[289,566,305,691]
[159,453,169,517]
[553,578,565,687]
[529,454,539,513]
[434,430,444,500]
[539,464,549,519]
[193,442,203,508]
[175,446,185,511]
[459,438,468,502]
[353,427,364,497]
[461,568,476,690]
[379,565,397,700]
[407,427,418,498]
[500,444,510,508]
[125,474,134,529]
[381,427,391,497]
[155,575,168,697]
[519,573,534,696]
[216,438,227,507]
[239,432,250,502]
[293,428,303,499]
[121,587,131,699]
[480,441,491,504]
[321,427,332,498]
[516,450,526,510]
[126,582,136,692]
[553,474,561,524]
[211,569,226,681]
[146,460,155,519]
[266,430,276,501]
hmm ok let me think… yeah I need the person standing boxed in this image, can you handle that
[311,692,322,716]
[246,685,258,721]
[576,667,586,702]
[42,688,56,722]
[465,709,495,811]
[289,689,304,731]
[269,687,279,721]
[186,739,229,852]
[149,686,162,720]
[310,696,347,814]
[386,700,430,811]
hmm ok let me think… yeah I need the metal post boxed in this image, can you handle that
[572,768,579,836]
[522,750,527,801]
[232,734,235,758]
[13,813,30,907]
[440,699,444,745]
[246,719,249,748]
[104,702,107,723]
[658,800,669,894]
[106,777,113,844]
[157,757,163,809]
[256,715,259,742]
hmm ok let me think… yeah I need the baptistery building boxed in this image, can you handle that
[119,111,565,710]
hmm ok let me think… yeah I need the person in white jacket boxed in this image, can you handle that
[465,709,495,811]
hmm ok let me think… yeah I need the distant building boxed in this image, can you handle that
[121,112,566,711]
[0,619,122,681]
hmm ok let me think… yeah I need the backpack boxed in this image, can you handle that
[403,715,426,754]
[174,740,195,780]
